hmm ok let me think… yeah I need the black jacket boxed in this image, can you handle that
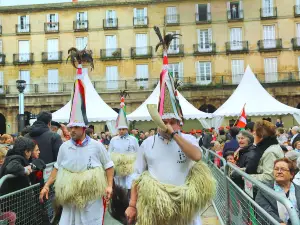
[199,133,213,149]
[245,136,278,174]
[25,121,63,164]
[222,137,239,157]
[255,182,300,225]
[0,154,30,195]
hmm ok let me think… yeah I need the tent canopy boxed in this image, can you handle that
[52,74,118,123]
[127,84,211,121]
[213,66,300,117]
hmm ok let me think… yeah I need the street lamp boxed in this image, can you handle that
[16,80,26,132]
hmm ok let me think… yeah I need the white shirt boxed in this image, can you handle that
[108,134,139,154]
[135,133,200,186]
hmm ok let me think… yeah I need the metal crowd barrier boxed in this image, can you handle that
[201,146,300,225]
[0,162,55,225]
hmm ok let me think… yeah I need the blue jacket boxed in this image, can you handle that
[222,138,239,157]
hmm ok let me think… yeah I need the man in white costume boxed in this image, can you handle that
[39,63,114,225]
[109,96,139,194]
[125,26,215,225]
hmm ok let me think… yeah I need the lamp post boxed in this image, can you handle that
[16,80,26,132]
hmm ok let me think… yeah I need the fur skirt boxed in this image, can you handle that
[111,152,136,177]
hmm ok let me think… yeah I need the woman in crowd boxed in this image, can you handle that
[277,128,288,145]
[256,158,300,225]
[0,134,14,150]
[294,141,300,153]
[223,126,240,157]
[246,120,284,183]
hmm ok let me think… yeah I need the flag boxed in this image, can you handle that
[236,105,247,128]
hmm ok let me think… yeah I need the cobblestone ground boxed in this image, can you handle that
[104,204,220,225]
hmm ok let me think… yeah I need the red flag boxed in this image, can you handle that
[236,105,247,128]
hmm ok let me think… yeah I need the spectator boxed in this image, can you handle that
[50,121,61,133]
[199,129,213,149]
[285,151,300,173]
[0,134,14,145]
[246,120,284,183]
[85,128,94,138]
[234,130,255,168]
[25,111,62,164]
[256,158,300,225]
[100,132,110,146]
[294,141,300,153]
[293,157,300,186]
[0,147,7,168]
[139,131,146,146]
[144,132,149,138]
[224,151,236,165]
[245,122,255,134]
[21,126,31,137]
[281,145,289,154]
[277,128,288,145]
[149,128,156,136]
[0,137,35,195]
[275,118,284,128]
[131,129,139,141]
[222,126,240,157]
[105,131,112,144]
[217,128,226,144]
[212,141,223,167]
[291,126,300,148]
[195,130,202,143]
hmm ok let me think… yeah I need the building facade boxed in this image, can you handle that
[0,0,299,133]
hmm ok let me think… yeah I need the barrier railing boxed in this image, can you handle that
[201,146,300,225]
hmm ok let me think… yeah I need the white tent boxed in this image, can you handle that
[212,66,300,126]
[127,84,211,121]
[52,74,118,123]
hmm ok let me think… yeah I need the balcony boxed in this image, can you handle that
[227,10,244,21]
[42,52,63,64]
[0,54,5,65]
[13,53,34,65]
[295,5,300,17]
[226,41,249,54]
[195,13,211,24]
[44,22,59,33]
[260,7,277,20]
[292,38,300,50]
[131,46,152,59]
[257,39,282,52]
[100,48,122,61]
[73,20,88,32]
[133,17,148,28]
[193,43,216,56]
[166,44,184,57]
[15,24,30,35]
[103,18,118,30]
[164,14,180,26]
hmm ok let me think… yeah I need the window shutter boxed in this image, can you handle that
[144,8,147,24]
[84,37,88,49]
[208,28,212,43]
[207,3,211,20]
[227,2,231,19]
[0,40,3,54]
[134,8,137,25]
[179,62,184,79]
[47,14,50,23]
[239,1,244,18]
[0,71,3,93]
[195,4,199,14]
[76,12,80,21]
[55,13,59,22]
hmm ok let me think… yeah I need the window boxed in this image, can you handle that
[195,4,211,21]
[136,65,149,88]
[230,28,243,50]
[197,29,212,52]
[47,13,58,30]
[106,66,118,90]
[166,6,178,23]
[18,15,29,32]
[168,31,180,54]
[136,34,147,55]
[47,39,59,60]
[297,24,300,46]
[48,69,59,93]
[262,0,274,17]
[76,37,88,51]
[106,10,116,27]
[264,58,278,82]
[169,62,184,80]
[0,40,3,54]
[263,25,275,48]
[19,70,30,93]
[231,60,244,84]
[0,71,4,94]
[105,35,117,57]
[227,1,243,19]
[76,12,87,28]
[134,8,147,25]
[196,62,212,85]
[18,40,30,62]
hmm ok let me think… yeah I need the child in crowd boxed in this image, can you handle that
[224,151,236,165]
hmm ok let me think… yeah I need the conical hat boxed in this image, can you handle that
[116,108,129,129]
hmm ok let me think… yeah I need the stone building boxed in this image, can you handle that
[0,0,299,133]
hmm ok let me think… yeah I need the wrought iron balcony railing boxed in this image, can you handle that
[15,24,30,34]
[103,18,118,30]
[42,52,63,63]
[227,10,244,21]
[292,38,300,50]
[0,54,6,65]
[164,14,180,26]
[133,17,148,28]
[73,20,88,32]
[13,53,34,65]
[260,7,277,19]
[131,46,152,59]
[257,39,282,52]
[226,41,249,54]
[195,13,211,24]
[44,22,59,33]
[100,48,122,60]
[193,43,216,55]
[167,44,184,57]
